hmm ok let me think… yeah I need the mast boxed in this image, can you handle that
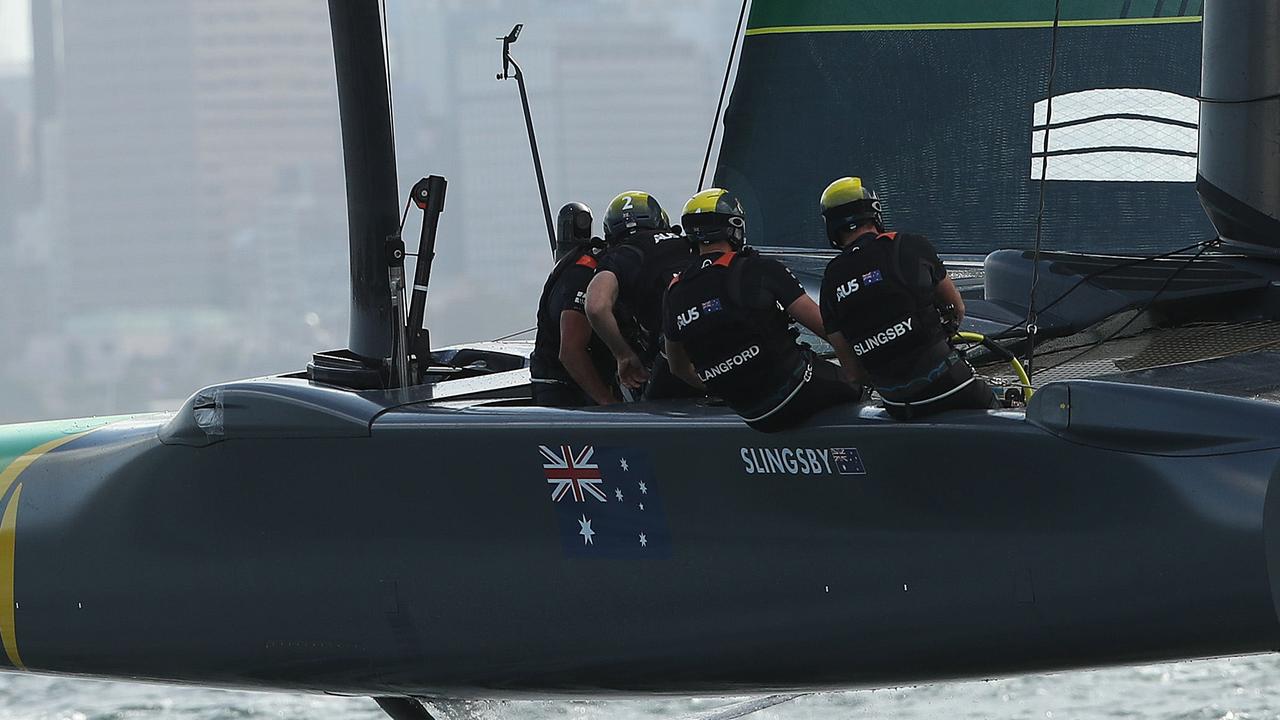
[1197,1,1280,256]
[328,0,399,362]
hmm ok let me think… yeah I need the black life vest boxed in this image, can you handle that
[667,252,809,420]
[610,231,695,339]
[531,250,613,385]
[824,232,952,392]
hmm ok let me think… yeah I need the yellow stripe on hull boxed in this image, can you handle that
[0,483,24,669]
[746,16,1202,37]
[0,431,87,504]
[0,429,96,669]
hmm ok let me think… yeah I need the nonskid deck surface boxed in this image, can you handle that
[973,322,1280,401]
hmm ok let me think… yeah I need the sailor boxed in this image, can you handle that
[663,189,863,431]
[818,177,999,420]
[585,190,701,400]
[530,203,618,407]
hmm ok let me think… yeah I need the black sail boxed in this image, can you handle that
[714,0,1212,253]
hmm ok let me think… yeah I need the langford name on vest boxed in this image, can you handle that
[698,344,760,382]
[853,318,913,356]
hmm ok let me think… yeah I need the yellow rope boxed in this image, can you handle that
[954,332,1035,399]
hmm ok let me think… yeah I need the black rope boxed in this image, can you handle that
[984,238,1215,341]
[380,0,400,190]
[1198,92,1280,104]
[698,0,749,192]
[1023,0,1064,378]
[398,196,412,232]
[959,240,1217,384]
[1033,240,1217,375]
[492,326,537,341]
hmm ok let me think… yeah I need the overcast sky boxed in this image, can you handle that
[0,0,31,71]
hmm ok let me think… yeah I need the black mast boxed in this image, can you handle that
[1197,1,1280,257]
[328,0,400,362]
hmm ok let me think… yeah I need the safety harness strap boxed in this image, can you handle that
[669,251,737,288]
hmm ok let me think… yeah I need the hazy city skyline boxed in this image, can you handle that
[0,0,741,422]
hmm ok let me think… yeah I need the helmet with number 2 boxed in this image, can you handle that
[603,190,670,243]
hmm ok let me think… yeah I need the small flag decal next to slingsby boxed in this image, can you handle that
[831,447,866,475]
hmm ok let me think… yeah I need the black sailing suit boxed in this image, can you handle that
[596,229,702,400]
[530,249,617,407]
[820,231,998,420]
[664,250,861,431]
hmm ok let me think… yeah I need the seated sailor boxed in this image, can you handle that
[663,189,862,432]
[585,190,701,400]
[817,177,999,420]
[529,202,618,407]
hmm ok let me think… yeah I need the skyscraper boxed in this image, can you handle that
[0,102,16,251]
[53,0,201,310]
[440,2,720,323]
[41,0,345,313]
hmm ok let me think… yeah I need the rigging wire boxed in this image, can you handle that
[1032,239,1218,375]
[1023,0,1064,378]
[981,238,1216,341]
[492,326,537,341]
[697,0,750,192]
[399,196,412,232]
[380,0,400,196]
[1198,91,1280,104]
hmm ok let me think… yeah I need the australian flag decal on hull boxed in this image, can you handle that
[539,445,671,559]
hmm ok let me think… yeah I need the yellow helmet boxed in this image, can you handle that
[819,176,882,247]
[681,188,746,248]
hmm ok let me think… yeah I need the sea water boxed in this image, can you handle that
[0,655,1278,720]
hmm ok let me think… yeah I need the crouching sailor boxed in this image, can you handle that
[530,202,618,407]
[817,177,999,420]
[663,189,862,432]
[586,190,701,400]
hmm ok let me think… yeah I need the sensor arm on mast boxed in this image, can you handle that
[497,23,557,257]
[406,175,447,372]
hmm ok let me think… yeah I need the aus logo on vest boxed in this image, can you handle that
[676,298,723,330]
[835,268,884,302]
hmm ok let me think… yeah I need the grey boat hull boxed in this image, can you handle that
[0,378,1277,698]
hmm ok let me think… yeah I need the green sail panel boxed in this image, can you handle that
[716,0,1212,252]
[748,0,1204,31]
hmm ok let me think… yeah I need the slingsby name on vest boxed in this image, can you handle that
[740,447,867,476]
[853,318,913,356]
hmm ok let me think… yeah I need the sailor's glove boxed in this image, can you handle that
[937,303,962,337]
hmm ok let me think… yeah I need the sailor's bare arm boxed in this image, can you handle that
[558,310,616,405]
[585,271,649,389]
[785,294,827,339]
[828,331,869,385]
[664,339,706,391]
[936,276,965,321]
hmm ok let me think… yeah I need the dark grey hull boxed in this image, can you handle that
[2,378,1278,698]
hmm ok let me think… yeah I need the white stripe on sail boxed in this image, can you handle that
[1029,88,1199,182]
[1030,152,1197,182]
[1031,119,1197,155]
[1032,88,1198,126]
